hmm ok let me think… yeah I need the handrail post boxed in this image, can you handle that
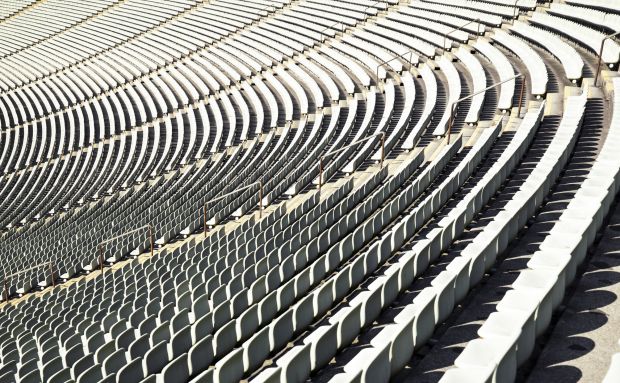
[594,31,620,87]
[99,245,104,273]
[49,262,55,288]
[148,225,154,258]
[447,103,456,145]
[376,50,415,85]
[0,261,68,302]
[98,224,155,266]
[443,19,480,53]
[203,205,208,238]
[363,1,382,20]
[319,22,343,45]
[595,42,604,87]
[317,132,386,189]
[202,182,263,230]
[380,132,385,168]
[318,157,324,192]
[445,73,523,144]
[513,0,519,20]
[518,73,526,117]
[259,180,263,218]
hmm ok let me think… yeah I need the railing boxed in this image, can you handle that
[3,261,55,302]
[319,22,345,44]
[376,50,415,86]
[442,18,482,52]
[318,132,386,191]
[363,1,384,20]
[202,181,263,237]
[445,73,526,144]
[98,224,154,273]
[513,0,520,20]
[594,31,620,87]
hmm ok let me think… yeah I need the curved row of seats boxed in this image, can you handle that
[0,0,528,379]
[0,0,482,295]
[0,0,620,382]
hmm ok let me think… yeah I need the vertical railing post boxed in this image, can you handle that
[317,132,386,191]
[148,225,154,258]
[259,181,263,218]
[595,41,604,87]
[442,19,480,53]
[594,32,620,87]
[3,280,8,303]
[363,1,382,21]
[445,73,522,144]
[319,22,343,46]
[447,104,456,145]
[376,50,415,87]
[203,205,208,238]
[318,157,324,193]
[49,262,55,289]
[99,245,104,274]
[202,182,262,232]
[380,132,385,169]
[513,0,519,20]
[518,74,526,117]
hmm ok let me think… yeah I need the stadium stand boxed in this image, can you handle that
[0,0,619,382]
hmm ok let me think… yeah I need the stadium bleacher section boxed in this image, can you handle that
[0,0,619,382]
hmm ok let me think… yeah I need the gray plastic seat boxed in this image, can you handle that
[116,328,136,350]
[129,334,150,360]
[143,341,169,375]
[76,364,103,383]
[103,349,128,376]
[65,343,85,367]
[42,356,64,382]
[188,335,214,376]
[48,368,73,383]
[72,353,95,380]
[18,358,39,379]
[170,325,192,359]
[162,353,189,383]
[116,358,144,383]
[18,368,41,383]
[150,321,171,346]
[95,340,117,364]
[170,309,190,333]
[86,331,106,354]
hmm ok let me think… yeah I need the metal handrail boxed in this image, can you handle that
[319,22,344,44]
[375,50,415,86]
[594,31,620,87]
[98,224,154,273]
[202,181,263,237]
[513,0,519,19]
[363,1,383,20]
[442,19,482,53]
[318,132,386,191]
[446,73,526,144]
[3,261,55,302]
